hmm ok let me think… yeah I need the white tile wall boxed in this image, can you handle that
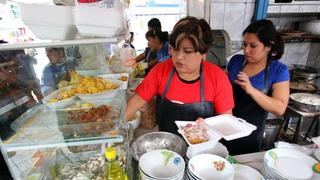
[210,1,254,42]
[280,43,310,66]
[299,5,318,13]
[280,5,300,13]
[224,3,246,41]
[268,5,281,13]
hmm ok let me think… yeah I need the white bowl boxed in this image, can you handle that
[42,86,77,109]
[139,149,185,179]
[127,111,141,129]
[188,154,234,180]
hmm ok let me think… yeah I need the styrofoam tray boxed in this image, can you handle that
[175,114,256,148]
[204,114,257,141]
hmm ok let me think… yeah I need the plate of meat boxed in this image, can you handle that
[175,121,221,147]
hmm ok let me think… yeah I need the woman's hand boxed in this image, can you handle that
[123,58,137,67]
[234,71,254,95]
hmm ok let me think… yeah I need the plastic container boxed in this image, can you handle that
[104,147,128,180]
[24,22,77,40]
[73,2,125,37]
[18,3,76,40]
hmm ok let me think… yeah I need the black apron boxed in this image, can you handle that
[222,62,271,155]
[156,65,214,135]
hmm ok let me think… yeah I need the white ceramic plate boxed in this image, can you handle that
[139,149,185,179]
[264,148,320,180]
[98,73,129,89]
[76,79,121,100]
[188,154,234,180]
[42,86,77,109]
[233,164,265,180]
[314,149,320,161]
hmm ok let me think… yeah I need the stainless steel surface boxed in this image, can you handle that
[299,20,320,35]
[263,119,283,149]
[131,131,187,162]
[290,93,320,113]
[290,81,319,94]
[205,30,231,68]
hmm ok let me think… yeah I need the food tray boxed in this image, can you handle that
[175,114,256,146]
[204,114,257,141]
[55,99,123,137]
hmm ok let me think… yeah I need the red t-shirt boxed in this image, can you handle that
[136,58,234,114]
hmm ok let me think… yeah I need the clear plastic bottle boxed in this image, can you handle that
[104,147,128,180]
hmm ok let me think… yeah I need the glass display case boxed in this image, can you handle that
[0,39,134,180]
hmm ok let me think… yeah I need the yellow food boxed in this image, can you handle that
[48,71,119,103]
[313,163,320,174]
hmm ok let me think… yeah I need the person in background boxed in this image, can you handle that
[124,18,170,75]
[224,19,290,155]
[123,32,135,49]
[124,16,234,134]
[0,45,43,179]
[41,47,76,95]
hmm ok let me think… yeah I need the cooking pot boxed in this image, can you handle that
[290,81,319,94]
[290,93,320,112]
[299,20,320,35]
[290,64,320,85]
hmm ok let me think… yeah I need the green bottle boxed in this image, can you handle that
[104,147,129,180]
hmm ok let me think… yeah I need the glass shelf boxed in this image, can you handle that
[1,98,125,152]
[0,37,118,51]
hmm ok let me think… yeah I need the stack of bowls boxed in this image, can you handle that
[138,149,185,180]
[185,154,234,180]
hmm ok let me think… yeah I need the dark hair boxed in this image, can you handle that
[243,19,284,60]
[169,16,213,54]
[148,18,161,29]
[0,41,24,63]
[129,32,134,39]
[145,28,168,43]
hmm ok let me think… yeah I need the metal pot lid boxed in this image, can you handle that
[291,64,320,77]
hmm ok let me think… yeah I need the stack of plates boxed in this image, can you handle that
[263,148,320,180]
[139,149,185,180]
[185,154,234,180]
[233,164,265,180]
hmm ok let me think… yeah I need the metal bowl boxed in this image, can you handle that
[290,93,320,112]
[131,131,187,161]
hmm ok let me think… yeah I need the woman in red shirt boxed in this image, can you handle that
[125,17,234,134]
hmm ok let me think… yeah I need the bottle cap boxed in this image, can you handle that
[105,147,117,160]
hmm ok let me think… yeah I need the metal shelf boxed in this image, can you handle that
[0,37,118,51]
